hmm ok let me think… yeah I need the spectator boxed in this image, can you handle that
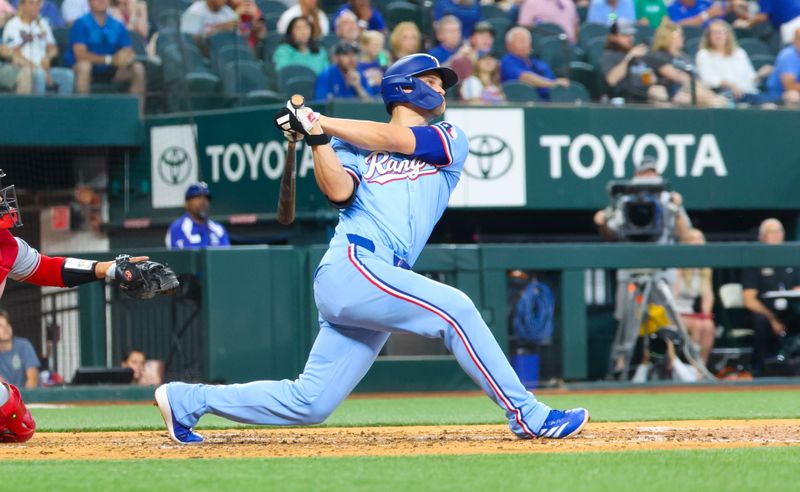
[67,0,145,103]
[766,27,800,106]
[600,19,663,102]
[517,0,580,44]
[433,0,480,37]
[636,0,667,28]
[0,0,13,28]
[61,0,87,26]
[667,0,727,27]
[645,20,727,106]
[109,0,148,42]
[696,19,776,105]
[272,16,329,75]
[0,49,32,93]
[166,182,230,249]
[672,228,715,363]
[735,0,800,46]
[587,0,637,27]
[227,0,266,49]
[357,29,387,94]
[741,218,799,376]
[3,0,74,95]
[460,52,505,103]
[500,26,569,100]
[332,0,385,33]
[632,328,703,382]
[314,41,373,101]
[450,20,495,81]
[180,0,238,54]
[276,0,328,39]
[0,310,39,389]
[389,21,421,61]
[428,15,464,64]
[10,0,64,28]
[334,9,360,44]
[121,349,162,386]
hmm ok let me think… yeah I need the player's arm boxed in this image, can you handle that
[318,116,416,155]
[309,134,357,203]
[24,367,38,389]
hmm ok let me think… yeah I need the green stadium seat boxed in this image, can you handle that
[256,0,287,31]
[738,38,772,58]
[682,25,703,42]
[634,25,654,47]
[749,53,774,72]
[208,32,250,59]
[579,22,608,50]
[585,35,607,66]
[549,81,590,103]
[577,5,588,23]
[184,72,225,111]
[52,27,70,66]
[284,76,317,102]
[535,36,570,77]
[278,65,317,92]
[488,17,512,53]
[222,60,271,104]
[214,45,257,76]
[385,1,420,29]
[568,61,600,100]
[685,37,701,58]
[480,4,507,21]
[320,33,341,51]
[501,81,541,102]
[262,32,284,64]
[239,90,286,107]
[531,22,566,47]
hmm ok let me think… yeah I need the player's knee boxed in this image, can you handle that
[304,401,336,425]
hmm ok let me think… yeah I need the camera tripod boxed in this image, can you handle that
[607,269,715,381]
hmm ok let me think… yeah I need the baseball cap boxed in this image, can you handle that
[634,156,659,173]
[473,21,495,36]
[333,41,360,56]
[610,19,636,36]
[185,181,211,201]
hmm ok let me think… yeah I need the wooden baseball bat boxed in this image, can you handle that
[277,94,304,225]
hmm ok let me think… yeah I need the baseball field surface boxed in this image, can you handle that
[1,385,798,491]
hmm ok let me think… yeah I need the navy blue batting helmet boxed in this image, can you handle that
[380,54,458,114]
[185,181,211,201]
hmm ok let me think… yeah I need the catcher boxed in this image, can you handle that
[0,169,179,443]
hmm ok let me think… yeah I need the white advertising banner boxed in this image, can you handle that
[150,125,199,209]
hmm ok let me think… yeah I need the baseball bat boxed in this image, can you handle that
[277,94,304,225]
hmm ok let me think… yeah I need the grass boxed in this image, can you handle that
[1,448,799,492]
[29,389,800,432]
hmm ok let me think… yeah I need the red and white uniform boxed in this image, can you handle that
[0,229,79,298]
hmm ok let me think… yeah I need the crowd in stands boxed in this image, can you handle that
[0,0,797,109]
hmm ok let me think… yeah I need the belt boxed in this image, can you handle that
[346,234,411,270]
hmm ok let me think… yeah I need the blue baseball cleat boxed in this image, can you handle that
[155,385,204,444]
[536,408,590,439]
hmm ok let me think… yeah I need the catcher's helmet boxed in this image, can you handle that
[185,181,211,201]
[380,54,458,114]
[0,170,22,229]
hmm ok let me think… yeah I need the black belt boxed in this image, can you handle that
[346,234,411,270]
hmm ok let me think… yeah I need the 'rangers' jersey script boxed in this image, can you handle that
[330,121,469,265]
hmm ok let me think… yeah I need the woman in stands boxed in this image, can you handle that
[646,20,727,107]
[388,21,421,61]
[273,16,329,75]
[672,228,716,364]
[696,19,775,106]
[460,52,505,104]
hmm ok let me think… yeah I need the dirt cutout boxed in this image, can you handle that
[1,420,799,460]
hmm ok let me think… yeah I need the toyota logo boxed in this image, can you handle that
[158,146,192,185]
[465,135,513,180]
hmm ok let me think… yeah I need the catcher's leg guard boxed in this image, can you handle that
[0,383,36,443]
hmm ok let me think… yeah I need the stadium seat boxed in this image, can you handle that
[385,1,420,29]
[488,17,512,53]
[445,81,461,102]
[577,5,588,23]
[222,60,271,103]
[531,22,566,47]
[278,65,317,92]
[208,32,250,59]
[161,43,209,86]
[52,27,70,66]
[749,53,774,72]
[184,72,224,111]
[501,81,541,102]
[738,38,772,59]
[569,61,600,100]
[284,76,316,102]
[549,81,590,103]
[480,3,506,21]
[685,37,701,58]
[129,31,147,57]
[262,32,284,64]
[320,33,341,51]
[682,25,703,43]
[154,8,183,31]
[634,25,654,47]
[585,35,607,66]
[717,283,755,348]
[213,45,257,76]
[257,0,286,31]
[536,36,570,77]
[579,22,608,50]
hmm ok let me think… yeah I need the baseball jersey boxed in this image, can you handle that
[166,213,230,249]
[330,121,469,266]
[0,337,40,387]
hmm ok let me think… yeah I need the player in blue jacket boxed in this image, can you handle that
[155,54,589,444]
[166,182,230,249]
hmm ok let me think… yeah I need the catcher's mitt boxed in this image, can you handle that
[115,255,179,300]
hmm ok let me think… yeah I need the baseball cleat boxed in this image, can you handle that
[154,384,204,444]
[535,408,590,439]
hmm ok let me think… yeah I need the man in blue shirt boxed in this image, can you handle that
[433,0,480,37]
[587,0,637,26]
[0,311,39,389]
[332,0,385,32]
[10,0,65,27]
[667,0,727,27]
[428,15,463,64]
[315,41,374,101]
[741,0,800,45]
[166,182,231,249]
[766,28,800,105]
[66,0,145,103]
[500,27,569,100]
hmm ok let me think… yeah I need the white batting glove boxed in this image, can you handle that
[284,101,321,134]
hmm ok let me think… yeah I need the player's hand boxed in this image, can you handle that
[96,256,149,279]
[769,318,787,337]
[593,209,607,227]
[283,130,304,142]
[671,191,683,207]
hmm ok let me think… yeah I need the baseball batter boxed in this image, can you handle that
[0,170,180,443]
[155,54,588,444]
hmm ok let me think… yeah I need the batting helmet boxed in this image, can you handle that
[0,383,36,443]
[380,54,458,114]
[185,181,211,201]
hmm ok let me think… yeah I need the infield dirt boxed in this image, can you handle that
[2,420,798,460]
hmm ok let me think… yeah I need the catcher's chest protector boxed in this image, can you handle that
[0,383,36,443]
